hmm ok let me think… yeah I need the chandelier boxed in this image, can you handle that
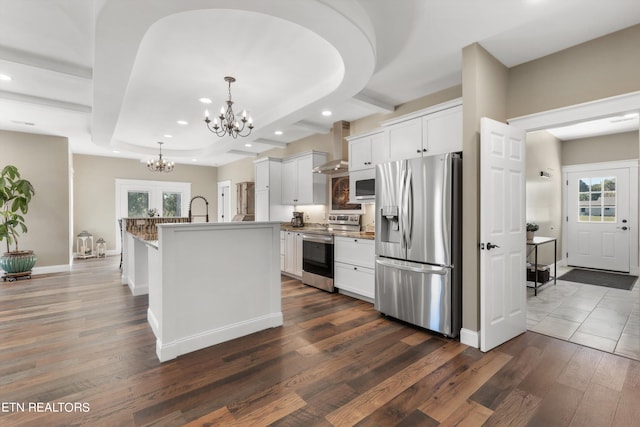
[147,142,174,173]
[204,76,254,138]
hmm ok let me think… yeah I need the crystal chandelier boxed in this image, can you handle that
[147,142,174,173]
[204,76,254,138]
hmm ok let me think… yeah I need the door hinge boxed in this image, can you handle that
[566,179,568,186]
[566,252,568,258]
[566,216,568,222]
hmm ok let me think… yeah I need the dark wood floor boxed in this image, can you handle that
[1,257,639,426]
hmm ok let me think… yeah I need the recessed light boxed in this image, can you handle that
[322,110,332,117]
[199,98,212,104]
[274,130,283,135]
[0,74,12,81]
[163,134,173,138]
[10,120,34,126]
[113,150,120,154]
[191,159,197,162]
[176,120,188,125]
[244,143,252,147]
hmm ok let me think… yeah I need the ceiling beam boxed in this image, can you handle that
[0,90,92,113]
[253,138,288,148]
[352,90,395,113]
[227,149,258,157]
[293,120,331,134]
[0,46,92,79]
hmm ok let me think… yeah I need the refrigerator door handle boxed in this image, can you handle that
[375,258,448,275]
[406,167,413,248]
[399,165,408,248]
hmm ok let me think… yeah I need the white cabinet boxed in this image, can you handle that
[422,105,463,156]
[383,99,463,161]
[254,157,293,221]
[347,130,388,171]
[334,236,375,300]
[388,117,423,161]
[283,230,303,277]
[281,151,328,205]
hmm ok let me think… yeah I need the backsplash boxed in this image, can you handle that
[122,217,190,240]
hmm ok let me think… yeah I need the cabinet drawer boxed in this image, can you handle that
[334,262,375,299]
[335,237,375,268]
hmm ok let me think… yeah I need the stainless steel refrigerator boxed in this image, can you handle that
[375,153,462,337]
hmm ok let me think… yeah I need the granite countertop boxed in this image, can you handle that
[280,224,375,240]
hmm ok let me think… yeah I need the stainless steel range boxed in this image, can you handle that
[301,214,360,292]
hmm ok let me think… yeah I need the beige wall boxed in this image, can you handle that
[562,131,639,166]
[526,131,563,264]
[0,130,70,267]
[73,154,217,251]
[508,24,640,118]
[461,43,509,332]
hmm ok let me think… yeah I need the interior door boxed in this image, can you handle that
[567,168,630,272]
[217,181,230,222]
[480,117,527,352]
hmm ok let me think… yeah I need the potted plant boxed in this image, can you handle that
[526,222,539,241]
[0,165,36,278]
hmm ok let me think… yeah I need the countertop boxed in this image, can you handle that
[280,224,375,240]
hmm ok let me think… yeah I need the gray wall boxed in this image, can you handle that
[0,130,70,267]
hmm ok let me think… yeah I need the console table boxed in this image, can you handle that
[526,236,557,296]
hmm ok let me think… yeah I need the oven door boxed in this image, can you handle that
[302,233,335,292]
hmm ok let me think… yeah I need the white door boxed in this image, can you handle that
[217,181,231,222]
[567,168,630,272]
[480,117,527,352]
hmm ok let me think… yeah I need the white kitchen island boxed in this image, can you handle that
[124,222,282,362]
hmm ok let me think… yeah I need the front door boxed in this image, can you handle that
[480,118,527,352]
[567,167,631,272]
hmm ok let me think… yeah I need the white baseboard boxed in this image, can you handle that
[147,308,160,337]
[1,263,71,276]
[460,328,479,348]
[155,312,284,362]
[127,279,148,296]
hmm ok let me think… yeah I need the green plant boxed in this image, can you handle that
[526,222,539,232]
[0,165,36,253]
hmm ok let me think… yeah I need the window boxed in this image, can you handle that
[578,177,616,222]
[127,191,150,217]
[115,179,191,251]
[163,192,182,217]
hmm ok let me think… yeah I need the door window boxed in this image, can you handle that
[127,191,150,217]
[578,176,616,222]
[163,192,182,217]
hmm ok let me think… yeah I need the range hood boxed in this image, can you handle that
[312,121,350,174]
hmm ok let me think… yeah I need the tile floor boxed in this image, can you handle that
[527,265,640,361]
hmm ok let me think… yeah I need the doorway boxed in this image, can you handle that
[508,92,640,360]
[217,180,231,222]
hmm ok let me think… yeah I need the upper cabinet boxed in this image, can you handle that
[382,99,463,161]
[347,129,388,171]
[281,151,328,205]
[254,157,293,221]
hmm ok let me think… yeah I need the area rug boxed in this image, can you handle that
[558,269,637,291]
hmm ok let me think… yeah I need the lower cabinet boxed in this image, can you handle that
[282,231,303,277]
[334,236,375,300]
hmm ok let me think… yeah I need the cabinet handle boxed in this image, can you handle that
[353,267,358,270]
[354,239,358,242]
[416,149,421,153]
[422,148,427,152]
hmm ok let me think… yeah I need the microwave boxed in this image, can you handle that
[353,170,375,200]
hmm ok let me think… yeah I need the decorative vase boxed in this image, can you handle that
[526,231,534,241]
[0,250,37,274]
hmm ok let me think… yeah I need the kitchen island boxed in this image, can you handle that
[123,221,282,362]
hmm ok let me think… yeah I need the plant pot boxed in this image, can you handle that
[526,231,535,241]
[0,250,37,274]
